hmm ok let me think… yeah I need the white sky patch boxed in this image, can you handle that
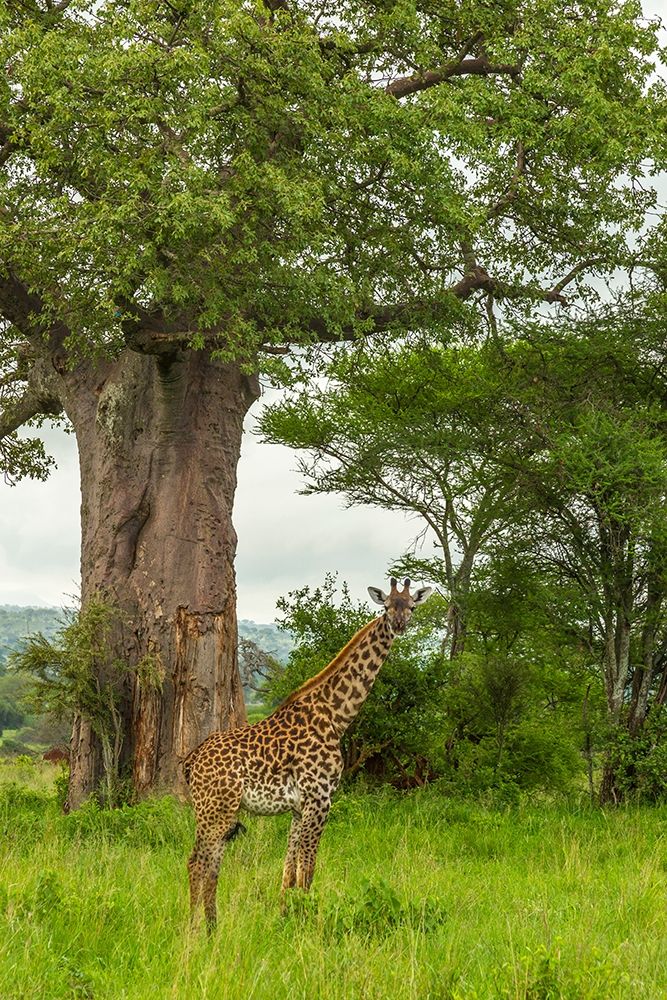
[235,426,419,619]
[0,413,417,621]
[0,426,81,606]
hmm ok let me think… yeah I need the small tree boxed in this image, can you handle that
[9,600,146,807]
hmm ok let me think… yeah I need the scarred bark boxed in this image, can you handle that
[63,348,258,808]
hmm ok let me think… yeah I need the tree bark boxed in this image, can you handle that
[65,348,258,809]
[448,549,475,658]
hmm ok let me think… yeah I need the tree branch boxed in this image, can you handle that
[488,141,526,218]
[121,248,599,357]
[120,302,195,357]
[386,55,520,100]
[0,268,71,365]
[0,377,62,442]
[542,259,603,305]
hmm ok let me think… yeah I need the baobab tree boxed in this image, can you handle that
[0,0,662,806]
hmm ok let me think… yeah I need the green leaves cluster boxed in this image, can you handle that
[9,600,123,727]
[1,0,663,359]
[9,599,131,804]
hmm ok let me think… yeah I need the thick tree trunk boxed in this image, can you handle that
[65,349,259,809]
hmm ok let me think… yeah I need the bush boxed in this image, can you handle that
[437,652,584,798]
[9,599,133,807]
[0,738,34,758]
[447,721,582,801]
[603,708,667,803]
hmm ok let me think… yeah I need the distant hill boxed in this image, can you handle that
[0,606,66,671]
[237,619,293,664]
[0,605,293,672]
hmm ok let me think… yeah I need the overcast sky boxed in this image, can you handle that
[0,419,418,620]
[1,1,664,621]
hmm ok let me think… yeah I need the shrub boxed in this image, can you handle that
[0,738,34,758]
[603,708,667,803]
[9,599,133,807]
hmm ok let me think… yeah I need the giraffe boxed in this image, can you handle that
[184,577,432,931]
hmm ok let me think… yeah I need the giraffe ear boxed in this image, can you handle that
[412,587,433,605]
[367,586,388,605]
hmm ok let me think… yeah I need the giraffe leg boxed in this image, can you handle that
[189,797,242,934]
[188,835,205,921]
[280,810,302,908]
[296,798,331,891]
[201,835,228,935]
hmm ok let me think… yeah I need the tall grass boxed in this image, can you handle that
[1,761,666,999]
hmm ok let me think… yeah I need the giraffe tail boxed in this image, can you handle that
[225,822,247,842]
[182,748,198,787]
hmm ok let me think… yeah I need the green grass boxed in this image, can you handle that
[1,761,666,999]
[246,705,270,725]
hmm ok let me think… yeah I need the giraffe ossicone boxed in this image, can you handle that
[184,578,433,931]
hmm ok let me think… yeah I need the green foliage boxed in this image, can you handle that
[9,599,123,726]
[331,877,448,938]
[285,876,448,938]
[438,650,585,800]
[602,709,667,804]
[0,0,663,399]
[9,599,129,806]
[0,433,55,485]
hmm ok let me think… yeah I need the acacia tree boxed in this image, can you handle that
[0,0,662,806]
[263,311,667,800]
[499,316,667,800]
[260,344,523,656]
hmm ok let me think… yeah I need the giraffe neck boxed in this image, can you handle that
[302,615,395,734]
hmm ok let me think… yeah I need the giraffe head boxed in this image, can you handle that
[367,577,432,634]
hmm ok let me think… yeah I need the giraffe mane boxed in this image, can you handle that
[280,616,381,706]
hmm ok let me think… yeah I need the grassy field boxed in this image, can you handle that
[1,761,666,1000]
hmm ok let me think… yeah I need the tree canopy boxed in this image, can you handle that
[1,0,665,478]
